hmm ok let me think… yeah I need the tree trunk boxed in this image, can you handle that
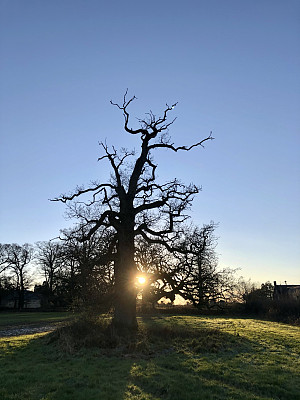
[112,225,137,332]
[19,275,25,310]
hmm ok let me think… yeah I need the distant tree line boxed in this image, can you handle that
[1,236,299,323]
[0,223,243,312]
[240,280,300,323]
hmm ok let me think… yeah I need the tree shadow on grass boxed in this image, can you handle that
[0,315,249,400]
[126,350,299,400]
[1,317,298,400]
[0,333,135,400]
[123,316,299,400]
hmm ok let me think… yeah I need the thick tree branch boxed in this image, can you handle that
[98,143,125,196]
[110,90,148,136]
[148,132,214,152]
[51,183,115,203]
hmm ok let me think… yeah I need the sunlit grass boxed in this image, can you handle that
[0,316,299,399]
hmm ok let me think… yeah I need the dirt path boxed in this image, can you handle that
[0,323,61,338]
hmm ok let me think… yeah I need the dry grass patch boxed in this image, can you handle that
[48,314,249,357]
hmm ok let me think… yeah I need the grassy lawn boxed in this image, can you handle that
[0,311,74,327]
[0,315,299,400]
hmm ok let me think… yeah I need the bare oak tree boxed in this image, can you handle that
[6,243,33,310]
[52,92,213,331]
[59,227,115,310]
[35,241,62,295]
[0,244,10,274]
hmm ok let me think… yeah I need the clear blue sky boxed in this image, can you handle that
[1,0,299,284]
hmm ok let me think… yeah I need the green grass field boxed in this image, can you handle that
[0,311,73,327]
[0,314,299,400]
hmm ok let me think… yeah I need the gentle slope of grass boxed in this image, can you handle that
[0,316,299,400]
[0,311,73,327]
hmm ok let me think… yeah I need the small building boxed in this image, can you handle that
[273,281,300,301]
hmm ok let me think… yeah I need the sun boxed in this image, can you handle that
[137,276,146,285]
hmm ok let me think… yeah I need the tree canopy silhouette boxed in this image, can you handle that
[52,91,213,331]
